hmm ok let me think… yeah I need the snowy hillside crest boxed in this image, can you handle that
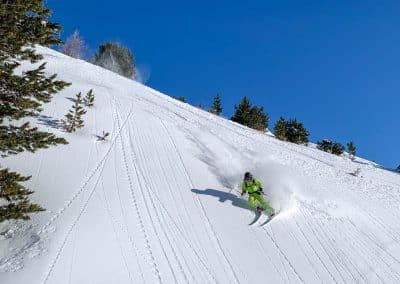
[1,47,400,283]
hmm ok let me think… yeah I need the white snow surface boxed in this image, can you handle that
[1,46,400,283]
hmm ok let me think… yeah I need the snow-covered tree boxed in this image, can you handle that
[90,42,135,78]
[0,0,69,222]
[210,93,223,115]
[60,30,86,59]
[62,93,87,132]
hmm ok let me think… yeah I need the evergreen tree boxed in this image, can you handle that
[231,97,269,131]
[286,119,309,144]
[0,0,69,222]
[63,93,87,132]
[274,117,287,140]
[60,30,86,59]
[317,139,345,155]
[248,106,269,131]
[173,96,186,102]
[210,93,223,115]
[83,89,94,107]
[397,165,400,173]
[231,96,252,126]
[347,141,356,160]
[90,42,135,78]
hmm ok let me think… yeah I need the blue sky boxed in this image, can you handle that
[47,0,399,168]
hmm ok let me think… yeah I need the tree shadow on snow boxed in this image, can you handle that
[37,115,63,130]
[191,188,252,212]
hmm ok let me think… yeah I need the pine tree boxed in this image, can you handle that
[248,106,269,131]
[0,0,70,222]
[231,97,269,131]
[286,119,309,144]
[63,93,87,132]
[90,42,135,78]
[0,169,44,222]
[60,30,86,59]
[173,96,186,102]
[231,96,252,126]
[317,139,344,155]
[210,93,223,116]
[347,141,356,160]
[274,117,287,140]
[83,89,95,107]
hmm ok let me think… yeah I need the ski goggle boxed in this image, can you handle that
[244,176,252,181]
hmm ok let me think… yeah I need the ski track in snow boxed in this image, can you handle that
[1,47,400,284]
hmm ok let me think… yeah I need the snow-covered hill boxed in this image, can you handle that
[1,47,400,283]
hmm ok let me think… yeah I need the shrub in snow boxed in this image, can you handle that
[210,93,223,116]
[97,131,110,142]
[350,168,361,177]
[60,30,86,59]
[317,139,345,156]
[90,42,135,78]
[62,93,87,132]
[231,96,269,131]
[0,0,70,222]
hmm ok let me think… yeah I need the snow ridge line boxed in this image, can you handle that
[134,93,336,170]
[159,119,241,284]
[41,107,134,284]
[112,98,163,284]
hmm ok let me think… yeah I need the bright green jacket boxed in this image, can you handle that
[242,178,263,194]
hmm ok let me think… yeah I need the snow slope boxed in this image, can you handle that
[1,46,400,283]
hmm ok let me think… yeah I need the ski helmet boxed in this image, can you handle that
[244,172,252,180]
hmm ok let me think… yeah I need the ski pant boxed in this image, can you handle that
[248,193,274,214]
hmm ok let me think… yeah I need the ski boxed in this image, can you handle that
[259,211,280,227]
[248,211,262,225]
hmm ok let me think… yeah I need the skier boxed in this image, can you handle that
[241,172,275,216]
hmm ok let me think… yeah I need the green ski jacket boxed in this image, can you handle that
[242,178,263,194]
